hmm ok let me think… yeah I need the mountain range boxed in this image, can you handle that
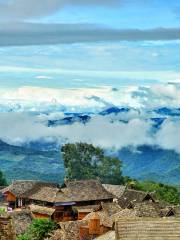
[0,105,179,185]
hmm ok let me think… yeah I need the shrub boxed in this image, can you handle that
[16,219,58,240]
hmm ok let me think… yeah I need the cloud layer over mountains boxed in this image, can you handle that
[0,110,179,153]
[0,84,179,153]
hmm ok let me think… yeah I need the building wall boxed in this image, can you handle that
[6,192,16,202]
[54,206,74,222]
[32,213,50,219]
[78,211,90,220]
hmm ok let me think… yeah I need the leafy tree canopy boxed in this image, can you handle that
[61,142,124,184]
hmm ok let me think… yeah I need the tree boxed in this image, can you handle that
[61,142,124,184]
[0,170,7,186]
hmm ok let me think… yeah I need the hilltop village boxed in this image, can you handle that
[0,179,180,240]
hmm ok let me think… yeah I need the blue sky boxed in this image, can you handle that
[0,1,179,154]
[0,0,180,89]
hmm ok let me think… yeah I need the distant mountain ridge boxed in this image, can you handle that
[0,105,179,185]
[0,139,179,185]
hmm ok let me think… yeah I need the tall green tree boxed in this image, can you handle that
[0,170,7,186]
[61,142,124,184]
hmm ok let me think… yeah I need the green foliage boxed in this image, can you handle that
[16,235,29,240]
[133,181,180,205]
[61,143,124,184]
[0,208,5,214]
[16,219,57,240]
[0,170,7,186]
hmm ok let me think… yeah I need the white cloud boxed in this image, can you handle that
[0,110,179,153]
[0,112,152,149]
[35,76,53,80]
[0,83,179,153]
[156,120,180,153]
[1,84,180,111]
[132,84,180,108]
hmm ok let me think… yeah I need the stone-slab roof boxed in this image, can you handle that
[29,204,55,216]
[56,180,113,203]
[102,184,126,198]
[3,180,59,203]
[95,230,115,240]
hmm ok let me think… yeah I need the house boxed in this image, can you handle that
[28,204,55,219]
[2,179,113,222]
[160,207,175,217]
[2,180,74,221]
[57,180,114,206]
[133,202,160,218]
[173,205,180,218]
[102,184,126,199]
[79,203,122,239]
[80,212,111,240]
[2,180,59,209]
[100,202,122,216]
[118,188,155,208]
[75,205,100,220]
[115,218,180,240]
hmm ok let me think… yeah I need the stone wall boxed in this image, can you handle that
[0,215,16,240]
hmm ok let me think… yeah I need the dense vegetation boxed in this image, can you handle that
[61,143,180,205]
[0,170,7,186]
[133,180,180,205]
[17,219,58,240]
[61,142,124,184]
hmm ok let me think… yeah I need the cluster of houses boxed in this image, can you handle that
[0,179,180,239]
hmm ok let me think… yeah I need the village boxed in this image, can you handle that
[0,179,180,240]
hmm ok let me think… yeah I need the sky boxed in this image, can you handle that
[0,0,179,153]
[0,0,180,90]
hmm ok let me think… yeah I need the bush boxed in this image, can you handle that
[16,219,58,240]
[0,208,5,214]
[133,181,180,205]
[16,235,29,240]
